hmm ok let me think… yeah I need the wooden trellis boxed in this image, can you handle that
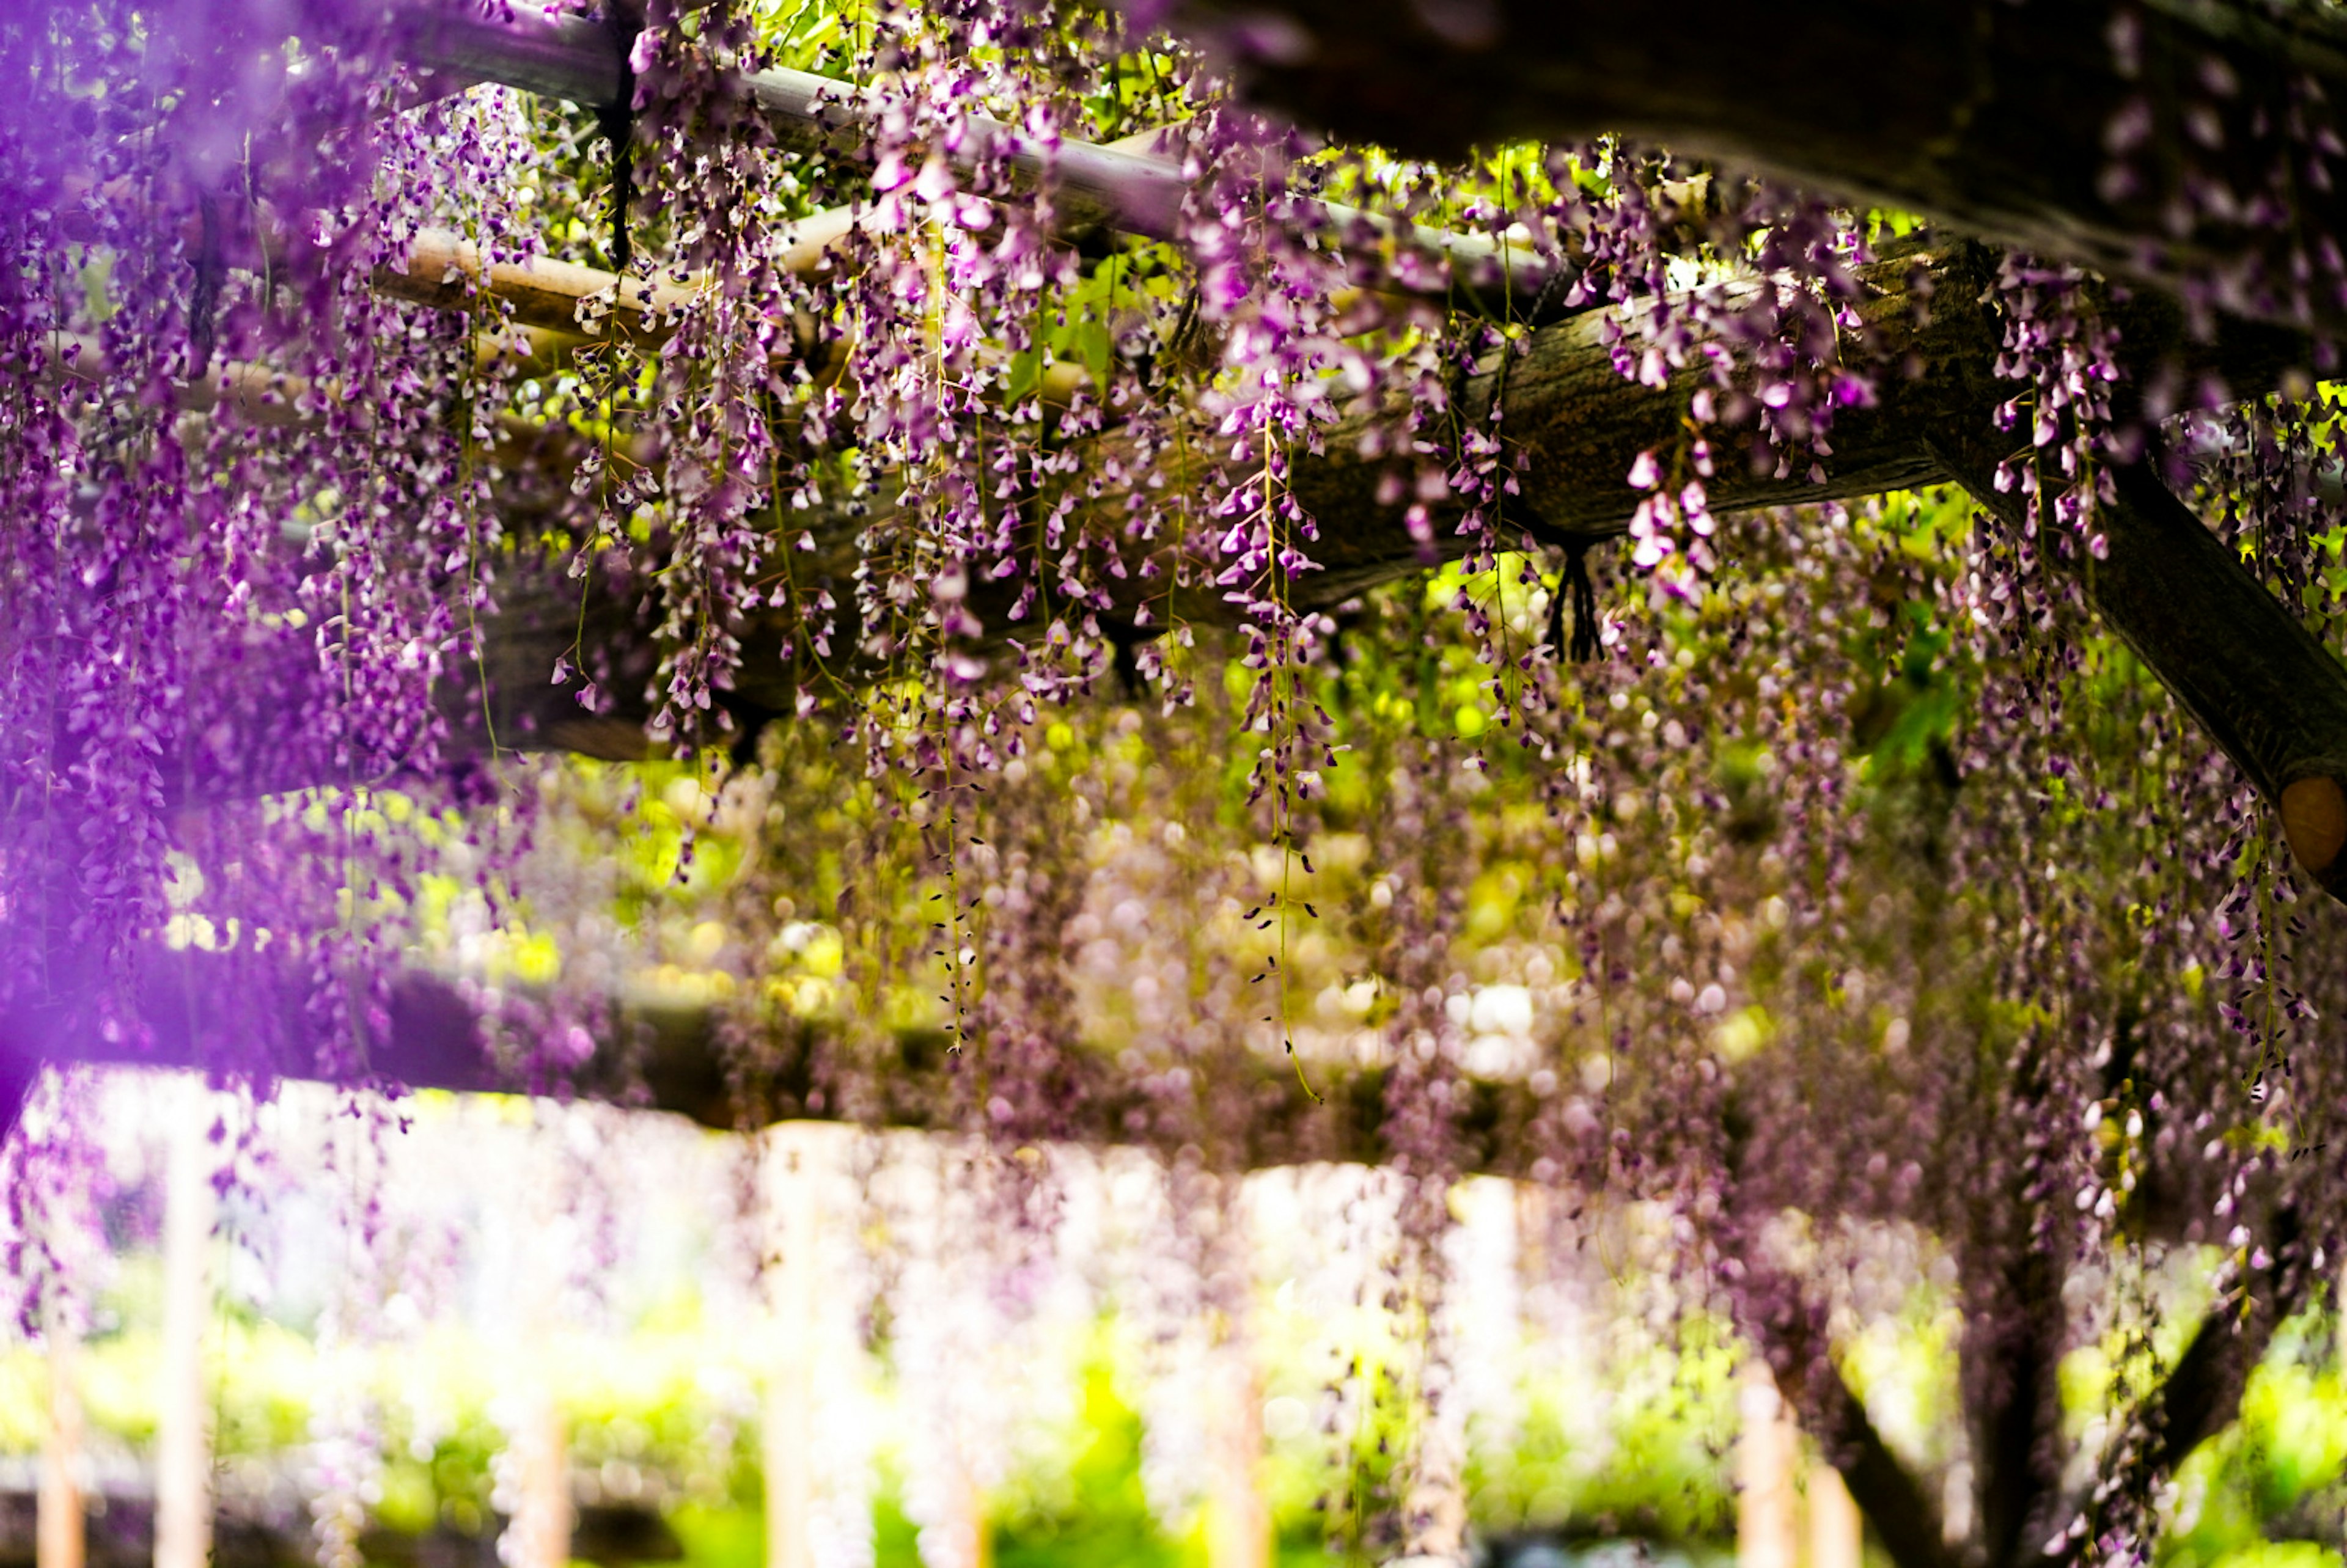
[110,2,2347,905]
[12,6,2347,1568]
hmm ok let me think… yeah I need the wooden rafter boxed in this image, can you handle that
[213,5,2329,899]
[20,11,2332,1567]
[390,1,1571,313]
[1200,0,2347,339]
[425,244,2347,895]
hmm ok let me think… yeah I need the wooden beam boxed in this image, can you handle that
[112,238,2347,906]
[1925,434,2347,897]
[0,937,1540,1170]
[447,245,2347,890]
[48,224,2342,920]
[386,3,1567,315]
[1187,0,2347,339]
[446,243,1997,763]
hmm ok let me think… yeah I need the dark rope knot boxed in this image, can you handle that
[596,4,643,274]
[1549,537,1603,662]
[189,191,224,375]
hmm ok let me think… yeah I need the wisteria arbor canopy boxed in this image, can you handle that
[9,0,2347,1564]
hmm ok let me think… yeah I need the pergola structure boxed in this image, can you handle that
[14,0,2347,1093]
[115,0,2347,890]
[12,4,2347,1568]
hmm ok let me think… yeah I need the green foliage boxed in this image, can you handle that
[992,1357,1188,1568]
[15,1259,2347,1566]
[669,1503,767,1568]
[2163,1317,2347,1568]
[1464,1319,1738,1544]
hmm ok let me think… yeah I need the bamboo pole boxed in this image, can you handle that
[54,326,589,432]
[375,231,697,344]
[153,1087,215,1568]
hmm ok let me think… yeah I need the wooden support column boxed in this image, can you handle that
[1738,1368,1800,1568]
[945,1471,991,1568]
[39,1311,83,1568]
[1808,1461,1864,1568]
[154,1087,215,1568]
[1202,1331,1269,1568]
[1194,1173,1270,1568]
[762,1124,830,1568]
[507,1388,571,1568]
[504,1118,571,1568]
[1741,1366,1866,1568]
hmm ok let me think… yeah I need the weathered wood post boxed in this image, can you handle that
[508,1388,571,1568]
[39,1306,84,1568]
[1738,1368,1800,1568]
[1203,1316,1269,1568]
[1807,1460,1863,1568]
[154,1085,215,1568]
[762,1123,834,1568]
[505,1118,571,1568]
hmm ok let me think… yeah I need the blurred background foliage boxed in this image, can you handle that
[0,1207,2342,1568]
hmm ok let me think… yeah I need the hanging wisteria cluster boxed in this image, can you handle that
[8,0,2347,1563]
